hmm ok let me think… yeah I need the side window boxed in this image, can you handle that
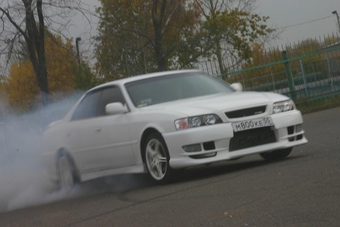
[98,86,126,116]
[71,91,101,121]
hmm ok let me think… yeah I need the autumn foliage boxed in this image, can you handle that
[95,0,274,79]
[95,0,202,79]
[6,34,78,111]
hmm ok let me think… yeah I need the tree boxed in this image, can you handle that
[95,0,274,80]
[73,61,97,90]
[150,0,202,71]
[0,0,92,106]
[195,0,274,75]
[1,0,49,105]
[6,32,80,111]
[0,76,10,118]
[95,0,202,79]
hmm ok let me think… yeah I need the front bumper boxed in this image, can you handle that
[163,110,308,169]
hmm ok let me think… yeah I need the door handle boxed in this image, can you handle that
[95,128,102,133]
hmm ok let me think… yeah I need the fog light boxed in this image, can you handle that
[183,144,201,152]
[296,124,303,132]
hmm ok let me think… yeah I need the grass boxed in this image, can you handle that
[296,95,340,114]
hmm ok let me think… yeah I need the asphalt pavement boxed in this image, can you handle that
[0,107,339,227]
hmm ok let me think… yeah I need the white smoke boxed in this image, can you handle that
[0,93,151,213]
[0,93,82,212]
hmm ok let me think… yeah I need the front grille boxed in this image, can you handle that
[229,127,277,152]
[225,106,266,119]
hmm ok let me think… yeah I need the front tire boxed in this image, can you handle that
[260,148,292,161]
[144,133,174,183]
[57,155,76,192]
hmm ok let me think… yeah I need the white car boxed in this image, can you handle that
[43,70,308,190]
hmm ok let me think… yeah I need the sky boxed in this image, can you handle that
[71,0,340,54]
[254,0,340,46]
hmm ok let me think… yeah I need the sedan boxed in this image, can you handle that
[43,70,308,190]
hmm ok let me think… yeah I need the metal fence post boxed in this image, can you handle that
[282,51,297,100]
[270,71,276,91]
[299,60,309,96]
[326,59,334,91]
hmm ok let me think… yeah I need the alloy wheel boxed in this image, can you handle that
[145,138,168,180]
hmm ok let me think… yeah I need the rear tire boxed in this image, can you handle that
[260,148,292,161]
[57,155,76,192]
[144,133,175,183]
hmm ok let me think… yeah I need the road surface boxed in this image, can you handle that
[0,107,339,227]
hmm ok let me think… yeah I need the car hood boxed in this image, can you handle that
[140,91,289,117]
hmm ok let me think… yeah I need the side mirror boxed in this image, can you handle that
[105,102,128,115]
[230,83,243,92]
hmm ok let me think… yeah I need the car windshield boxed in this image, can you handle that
[125,72,234,107]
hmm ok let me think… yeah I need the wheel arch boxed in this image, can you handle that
[140,128,178,183]
[140,128,163,163]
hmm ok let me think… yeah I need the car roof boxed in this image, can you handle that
[87,69,201,92]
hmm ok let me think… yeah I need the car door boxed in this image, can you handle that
[93,86,135,171]
[66,90,102,173]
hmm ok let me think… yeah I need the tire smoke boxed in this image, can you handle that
[0,92,153,213]
[0,94,81,212]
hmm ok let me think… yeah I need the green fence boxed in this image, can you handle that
[198,34,340,102]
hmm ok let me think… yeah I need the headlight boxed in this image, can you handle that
[272,99,295,114]
[175,114,222,130]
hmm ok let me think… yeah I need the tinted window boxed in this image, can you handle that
[125,72,234,107]
[71,91,101,121]
[98,86,126,116]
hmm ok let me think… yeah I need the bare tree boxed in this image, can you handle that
[0,0,93,105]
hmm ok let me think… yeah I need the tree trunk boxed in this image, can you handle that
[215,39,225,75]
[152,0,167,71]
[23,0,50,106]
[154,30,166,71]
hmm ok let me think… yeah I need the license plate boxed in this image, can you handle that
[232,117,274,132]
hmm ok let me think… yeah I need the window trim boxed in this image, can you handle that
[71,85,128,121]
